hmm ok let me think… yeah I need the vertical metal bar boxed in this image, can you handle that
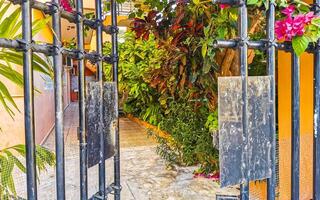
[95,0,106,198]
[238,0,249,199]
[313,0,320,198]
[22,0,37,199]
[291,53,300,200]
[52,1,66,199]
[266,0,276,199]
[76,0,88,199]
[111,0,121,199]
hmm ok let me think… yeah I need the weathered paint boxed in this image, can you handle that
[218,76,272,188]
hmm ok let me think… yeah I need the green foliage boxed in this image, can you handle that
[205,110,218,132]
[0,145,55,199]
[106,0,268,175]
[293,18,320,56]
[0,1,53,118]
[156,102,219,173]
[104,32,165,125]
[292,36,309,56]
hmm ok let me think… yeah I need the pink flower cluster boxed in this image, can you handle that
[275,5,315,41]
[60,0,73,12]
[220,4,231,9]
[193,171,220,181]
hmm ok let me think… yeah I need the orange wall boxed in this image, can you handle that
[277,51,314,200]
[250,51,315,200]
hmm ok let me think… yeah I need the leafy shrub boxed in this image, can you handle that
[104,32,165,125]
[156,101,219,174]
[104,31,220,174]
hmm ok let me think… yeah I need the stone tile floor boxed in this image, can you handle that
[15,103,239,199]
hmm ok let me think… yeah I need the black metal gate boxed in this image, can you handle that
[0,0,120,199]
[213,0,320,199]
[1,0,320,199]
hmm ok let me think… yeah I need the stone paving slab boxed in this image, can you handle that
[13,103,239,200]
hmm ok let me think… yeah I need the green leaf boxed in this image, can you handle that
[0,7,21,38]
[0,81,19,112]
[193,0,200,5]
[0,1,9,23]
[292,36,309,56]
[312,17,320,27]
[201,42,208,58]
[6,151,26,173]
[0,91,14,118]
[247,0,259,5]
[0,63,23,88]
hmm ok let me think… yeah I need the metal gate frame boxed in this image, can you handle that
[0,0,120,199]
[213,0,320,199]
[1,0,320,199]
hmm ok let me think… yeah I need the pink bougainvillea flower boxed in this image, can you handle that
[61,0,73,12]
[275,16,305,41]
[275,6,317,41]
[207,172,220,181]
[281,5,295,17]
[219,4,231,9]
[304,12,315,24]
[193,172,220,181]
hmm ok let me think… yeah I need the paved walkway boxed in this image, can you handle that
[15,103,238,199]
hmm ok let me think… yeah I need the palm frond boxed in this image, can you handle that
[0,145,55,199]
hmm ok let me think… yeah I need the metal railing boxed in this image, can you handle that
[0,0,120,199]
[213,0,320,199]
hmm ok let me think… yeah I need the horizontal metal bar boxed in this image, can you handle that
[214,40,316,53]
[0,38,52,54]
[214,40,269,50]
[0,38,113,63]
[8,0,113,34]
[212,0,239,5]
[4,37,316,57]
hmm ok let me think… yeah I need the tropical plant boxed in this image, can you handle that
[130,0,266,111]
[0,145,55,199]
[104,0,269,176]
[104,31,165,125]
[0,0,53,118]
[155,101,219,174]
